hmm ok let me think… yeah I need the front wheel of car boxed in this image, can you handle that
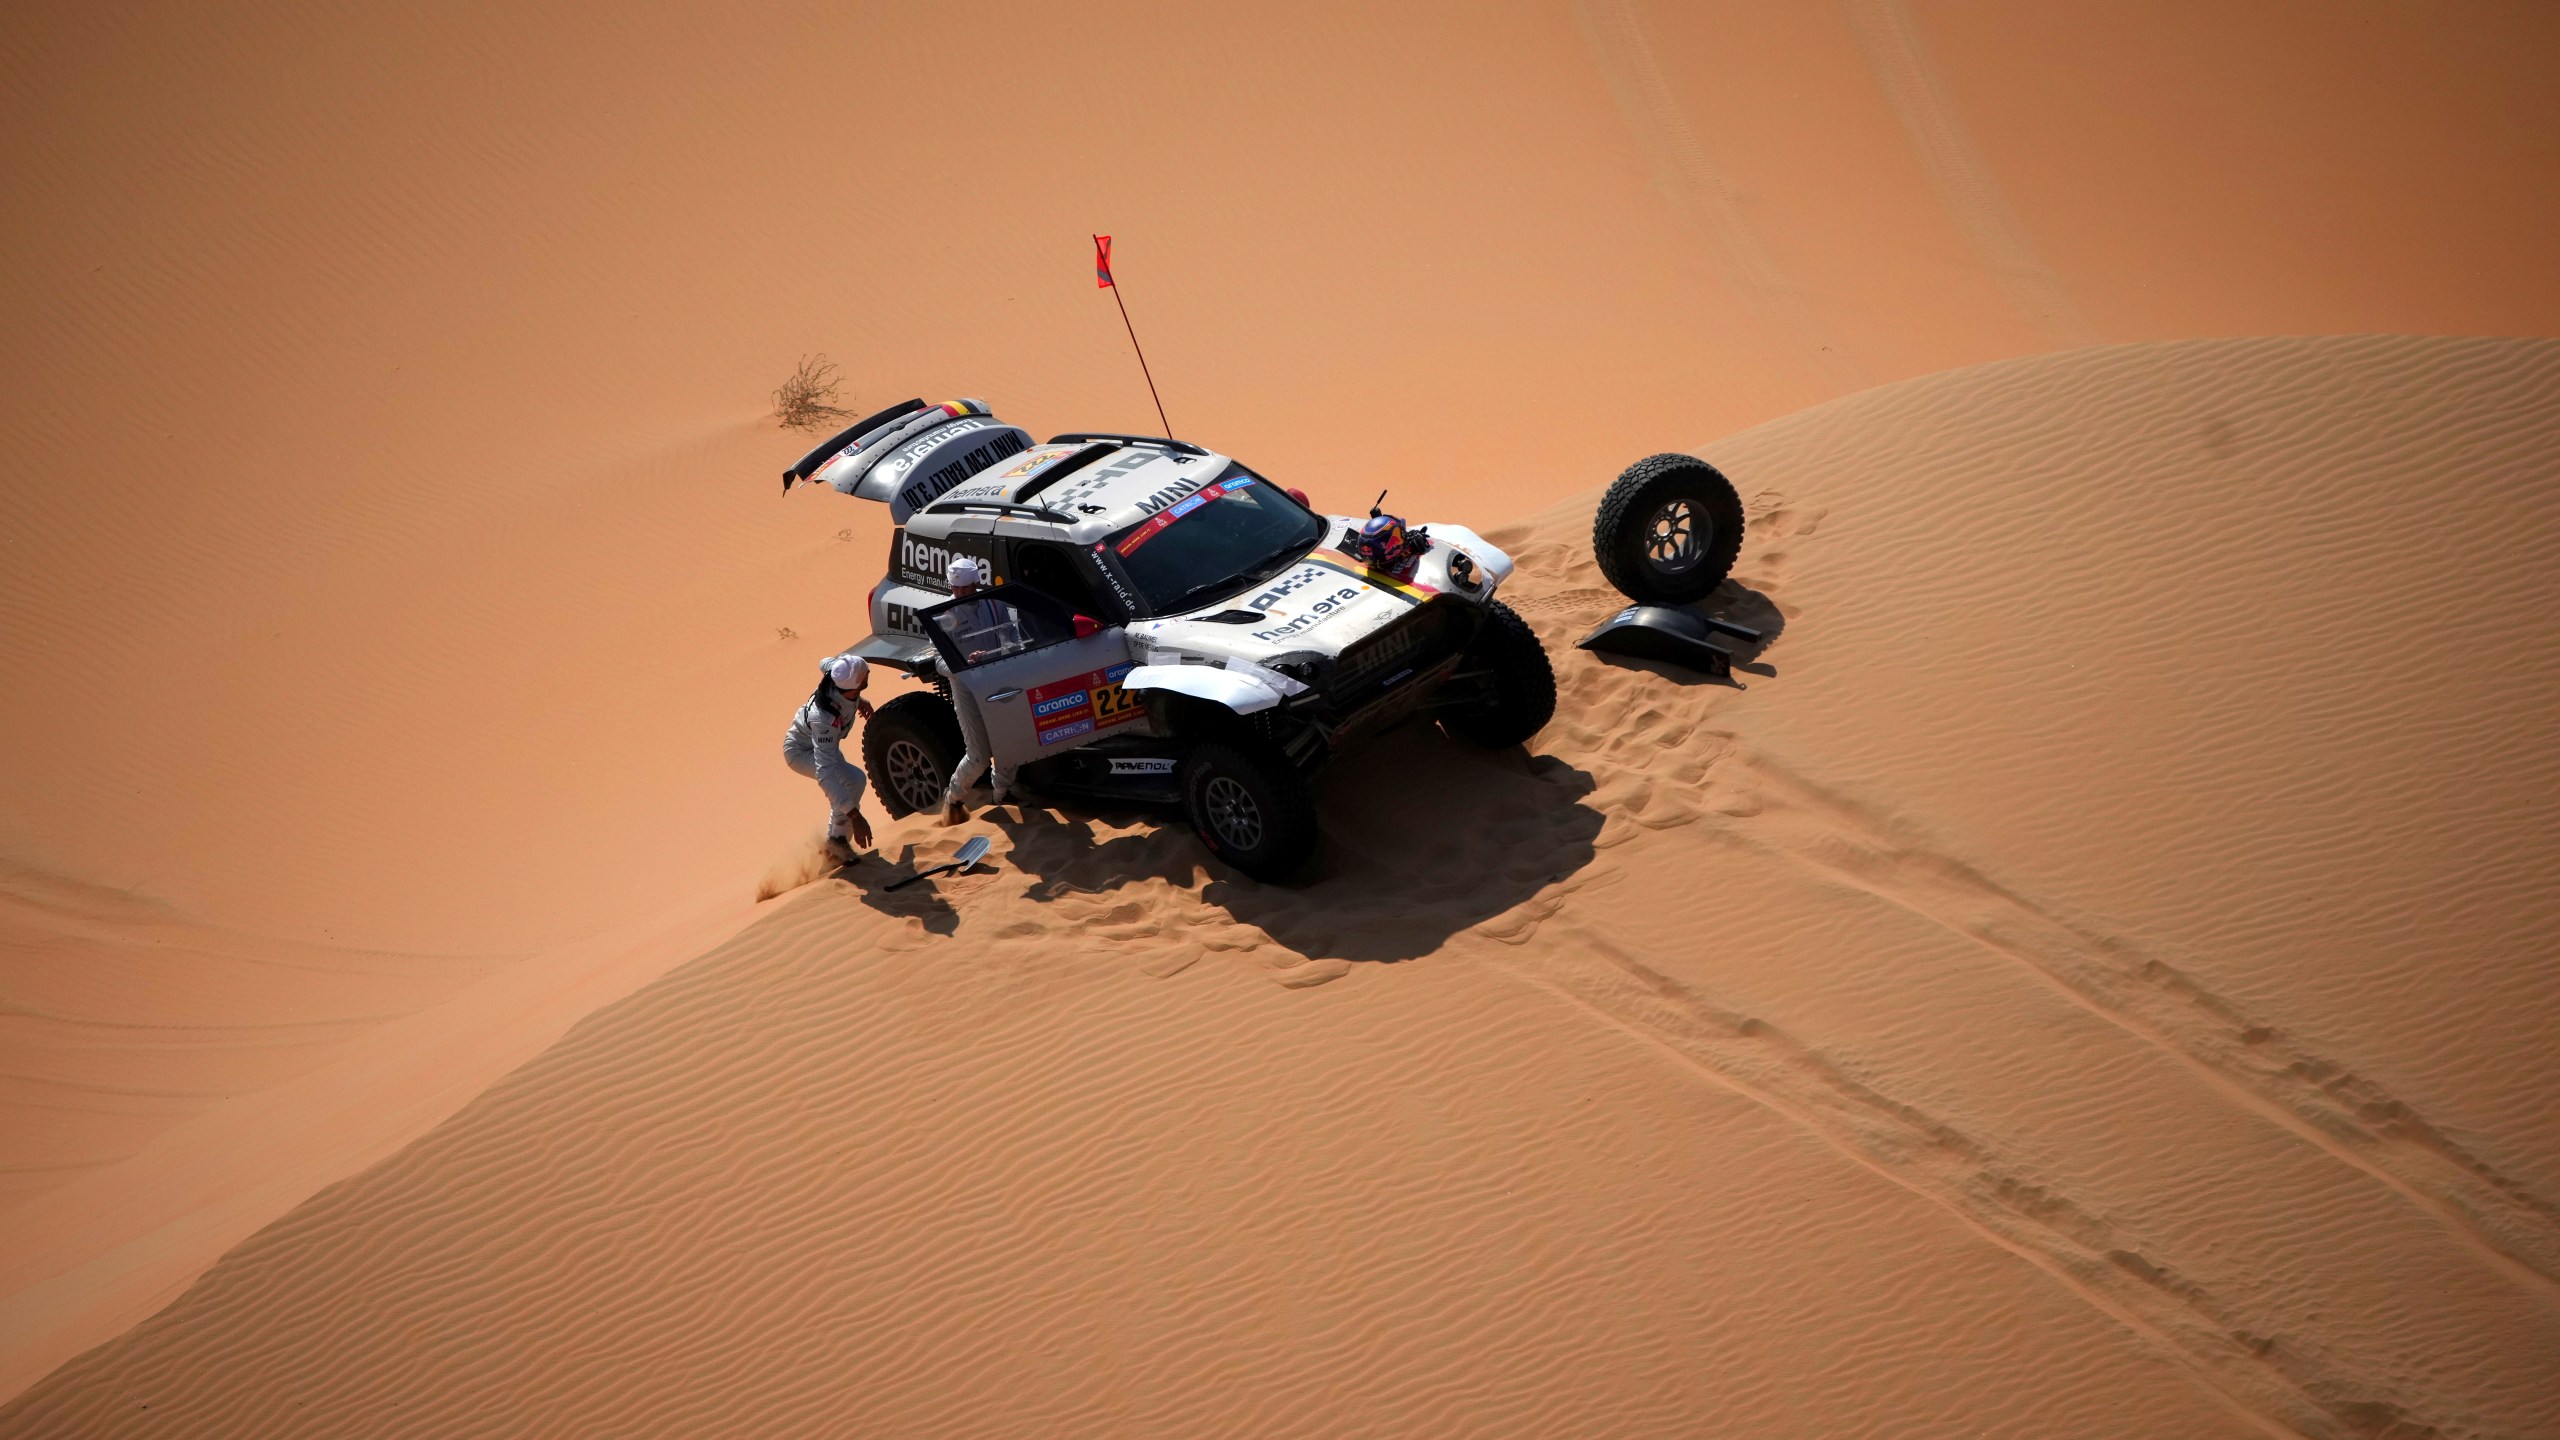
[1180,741,1317,882]
[862,691,965,818]
[1440,599,1557,749]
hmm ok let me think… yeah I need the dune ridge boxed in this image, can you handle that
[1833,0,2101,348]
[1572,0,1868,388]
[6,336,2554,1438]
[0,880,756,1405]
[0,863,510,1211]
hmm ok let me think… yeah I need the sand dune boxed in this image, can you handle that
[8,336,2553,1437]
[7,0,2559,1430]
[0,861,2273,1440]
[0,873,756,1406]
[6,0,2556,956]
[0,864,506,1212]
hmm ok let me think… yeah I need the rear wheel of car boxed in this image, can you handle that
[1592,453,1746,604]
[863,691,964,818]
[1180,741,1317,882]
[1440,599,1557,749]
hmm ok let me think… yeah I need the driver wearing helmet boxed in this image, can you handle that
[1354,512,1426,580]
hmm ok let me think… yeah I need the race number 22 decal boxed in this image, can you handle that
[1030,663,1143,747]
[1091,677,1143,727]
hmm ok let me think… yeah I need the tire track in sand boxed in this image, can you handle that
[1571,0,1868,390]
[1463,673,2510,1436]
[1471,922,2323,1440]
[1691,743,2560,1297]
[1541,596,2560,1314]
[1834,0,2103,347]
[1477,645,2500,1440]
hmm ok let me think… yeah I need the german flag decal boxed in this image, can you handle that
[1303,551,1438,606]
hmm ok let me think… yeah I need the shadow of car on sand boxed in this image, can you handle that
[987,724,1604,965]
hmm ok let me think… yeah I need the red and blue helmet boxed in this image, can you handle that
[1356,513,1416,569]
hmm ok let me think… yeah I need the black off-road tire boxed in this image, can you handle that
[862,691,965,818]
[1180,741,1318,882]
[1440,599,1557,749]
[1592,453,1746,604]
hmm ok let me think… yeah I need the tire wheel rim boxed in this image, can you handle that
[1645,498,1705,574]
[1203,775,1266,852]
[884,739,943,812]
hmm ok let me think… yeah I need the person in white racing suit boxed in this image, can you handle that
[784,652,875,864]
[936,556,1022,825]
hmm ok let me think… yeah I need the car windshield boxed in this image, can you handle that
[1103,468,1322,616]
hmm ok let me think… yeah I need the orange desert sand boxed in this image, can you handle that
[3,3,2557,1437]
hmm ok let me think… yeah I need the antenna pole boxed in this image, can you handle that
[1096,235,1174,439]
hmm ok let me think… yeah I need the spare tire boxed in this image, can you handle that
[1592,453,1746,604]
[862,691,965,818]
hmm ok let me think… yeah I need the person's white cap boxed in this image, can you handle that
[825,653,869,690]
[947,556,984,587]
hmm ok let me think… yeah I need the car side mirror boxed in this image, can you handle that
[1073,614,1103,638]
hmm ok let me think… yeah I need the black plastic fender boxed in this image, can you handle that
[1576,605,1762,678]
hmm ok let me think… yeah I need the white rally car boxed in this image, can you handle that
[783,398,1555,879]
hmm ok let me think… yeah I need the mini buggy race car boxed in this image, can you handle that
[782,398,1557,880]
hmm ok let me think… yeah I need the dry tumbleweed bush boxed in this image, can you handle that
[773,354,851,431]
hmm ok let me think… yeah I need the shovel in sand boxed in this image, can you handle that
[885,834,995,891]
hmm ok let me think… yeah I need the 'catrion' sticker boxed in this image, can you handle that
[1037,716,1096,746]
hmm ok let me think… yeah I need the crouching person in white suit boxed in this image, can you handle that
[785,652,874,864]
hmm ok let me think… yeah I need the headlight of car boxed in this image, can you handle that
[1265,653,1328,686]
[1447,549,1479,589]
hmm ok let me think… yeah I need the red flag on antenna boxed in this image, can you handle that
[1092,232,1172,437]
